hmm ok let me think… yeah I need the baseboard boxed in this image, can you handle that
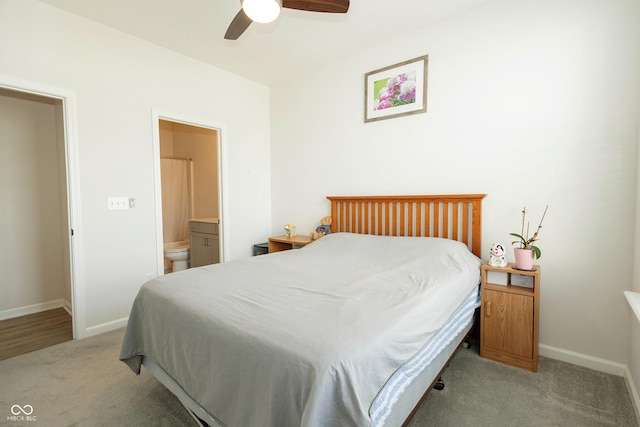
[62,299,72,316]
[0,299,66,321]
[624,366,640,426]
[539,343,626,376]
[84,316,128,338]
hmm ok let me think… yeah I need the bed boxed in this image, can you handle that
[120,194,486,426]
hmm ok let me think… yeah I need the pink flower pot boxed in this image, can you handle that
[514,248,535,270]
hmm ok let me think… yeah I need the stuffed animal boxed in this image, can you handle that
[310,216,332,240]
[284,224,297,237]
[488,243,507,267]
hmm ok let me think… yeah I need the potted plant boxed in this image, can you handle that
[510,205,548,270]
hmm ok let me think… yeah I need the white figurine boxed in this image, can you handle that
[489,243,507,267]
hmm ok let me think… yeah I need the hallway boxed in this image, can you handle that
[0,308,72,361]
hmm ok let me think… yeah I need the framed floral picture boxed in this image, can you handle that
[364,55,428,123]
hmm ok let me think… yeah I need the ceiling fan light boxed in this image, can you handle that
[242,0,281,24]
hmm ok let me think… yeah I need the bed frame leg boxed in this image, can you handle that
[434,377,445,391]
[462,340,471,349]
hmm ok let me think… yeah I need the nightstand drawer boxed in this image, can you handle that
[268,234,313,253]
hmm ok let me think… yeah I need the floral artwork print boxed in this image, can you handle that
[364,55,427,122]
[373,71,417,111]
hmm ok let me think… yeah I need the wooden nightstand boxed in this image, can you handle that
[268,235,313,253]
[480,262,540,372]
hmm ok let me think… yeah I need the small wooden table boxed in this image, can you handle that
[268,234,313,253]
[480,262,540,372]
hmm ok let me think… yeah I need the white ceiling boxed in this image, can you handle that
[39,0,491,86]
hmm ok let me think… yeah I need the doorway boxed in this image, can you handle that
[153,113,225,275]
[0,86,78,348]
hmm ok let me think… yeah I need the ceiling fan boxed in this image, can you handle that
[225,0,350,40]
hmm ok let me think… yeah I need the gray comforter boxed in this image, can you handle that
[120,233,480,426]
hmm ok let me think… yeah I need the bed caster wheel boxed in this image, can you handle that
[434,378,445,391]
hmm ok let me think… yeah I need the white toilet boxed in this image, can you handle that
[164,240,190,272]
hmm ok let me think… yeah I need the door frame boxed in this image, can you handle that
[0,75,85,339]
[151,109,229,276]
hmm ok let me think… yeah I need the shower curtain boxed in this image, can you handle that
[161,158,193,243]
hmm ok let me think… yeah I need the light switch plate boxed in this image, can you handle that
[107,197,129,210]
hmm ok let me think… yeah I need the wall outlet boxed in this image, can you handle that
[107,197,129,210]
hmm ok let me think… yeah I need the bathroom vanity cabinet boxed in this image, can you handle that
[190,219,220,268]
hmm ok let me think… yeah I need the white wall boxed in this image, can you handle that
[170,122,218,219]
[0,89,68,315]
[632,113,640,415]
[271,0,640,373]
[0,0,272,336]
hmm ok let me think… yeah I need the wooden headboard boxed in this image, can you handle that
[327,194,486,257]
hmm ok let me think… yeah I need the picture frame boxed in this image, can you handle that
[364,55,428,123]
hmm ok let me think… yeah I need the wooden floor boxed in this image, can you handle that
[0,308,72,361]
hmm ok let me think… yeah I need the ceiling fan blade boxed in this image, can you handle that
[282,0,349,13]
[224,9,253,40]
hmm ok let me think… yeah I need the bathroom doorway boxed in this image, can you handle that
[0,84,80,344]
[153,114,224,275]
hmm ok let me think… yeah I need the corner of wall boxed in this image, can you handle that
[624,365,640,426]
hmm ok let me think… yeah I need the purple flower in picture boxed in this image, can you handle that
[375,72,417,110]
[398,78,416,102]
[379,87,392,101]
[377,99,392,109]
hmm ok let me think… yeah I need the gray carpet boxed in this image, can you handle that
[0,328,637,426]
[409,341,639,427]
